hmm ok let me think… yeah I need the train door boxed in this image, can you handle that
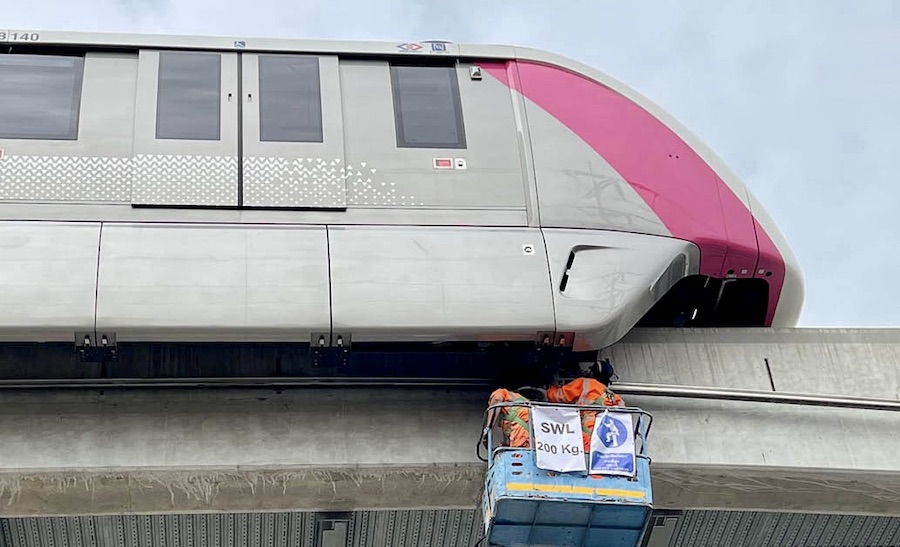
[133,50,239,206]
[240,54,346,208]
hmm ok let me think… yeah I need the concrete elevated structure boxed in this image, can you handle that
[1,328,899,546]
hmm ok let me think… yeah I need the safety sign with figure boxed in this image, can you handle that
[589,410,636,477]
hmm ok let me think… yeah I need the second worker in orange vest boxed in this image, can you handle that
[483,388,532,449]
[482,387,548,449]
[547,360,624,454]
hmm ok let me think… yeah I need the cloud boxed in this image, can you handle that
[4,0,900,326]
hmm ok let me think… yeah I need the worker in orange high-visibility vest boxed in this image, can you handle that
[547,359,624,454]
[482,387,545,449]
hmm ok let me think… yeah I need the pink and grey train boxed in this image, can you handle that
[0,30,803,352]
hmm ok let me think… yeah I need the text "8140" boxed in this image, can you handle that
[0,31,41,42]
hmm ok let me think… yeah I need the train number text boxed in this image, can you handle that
[0,31,41,42]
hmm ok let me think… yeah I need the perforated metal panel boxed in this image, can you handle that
[4,509,899,546]
[0,510,481,547]
[356,510,480,547]
[669,510,900,547]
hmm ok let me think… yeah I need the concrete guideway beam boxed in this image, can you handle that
[602,327,900,401]
[1,327,899,518]
[2,387,900,516]
[0,388,488,517]
[0,464,486,517]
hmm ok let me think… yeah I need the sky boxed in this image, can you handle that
[5,0,900,327]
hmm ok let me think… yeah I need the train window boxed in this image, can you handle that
[156,52,221,140]
[390,65,466,149]
[258,55,323,143]
[0,54,84,140]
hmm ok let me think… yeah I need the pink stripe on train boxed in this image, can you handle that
[483,61,784,325]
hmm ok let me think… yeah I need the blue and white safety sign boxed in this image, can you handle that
[589,410,636,477]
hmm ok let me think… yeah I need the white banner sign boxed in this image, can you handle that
[532,406,586,473]
[589,410,636,477]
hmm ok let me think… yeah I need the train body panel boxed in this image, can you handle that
[504,60,761,281]
[509,47,801,328]
[510,68,669,236]
[0,30,804,349]
[95,223,331,341]
[745,190,804,327]
[0,222,99,342]
[329,226,554,343]
[543,229,700,351]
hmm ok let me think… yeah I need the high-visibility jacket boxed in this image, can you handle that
[488,388,531,448]
[547,378,624,453]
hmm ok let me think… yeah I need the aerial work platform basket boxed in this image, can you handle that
[478,402,653,547]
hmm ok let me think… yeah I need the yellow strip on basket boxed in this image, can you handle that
[505,483,645,499]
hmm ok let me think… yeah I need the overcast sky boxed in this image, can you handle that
[6,1,899,327]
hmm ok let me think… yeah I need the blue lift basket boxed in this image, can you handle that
[477,401,654,547]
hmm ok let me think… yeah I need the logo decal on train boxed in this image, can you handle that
[396,43,423,52]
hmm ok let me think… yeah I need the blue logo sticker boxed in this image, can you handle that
[233,41,246,48]
[431,42,447,52]
[597,415,628,448]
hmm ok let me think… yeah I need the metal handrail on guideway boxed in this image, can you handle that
[0,377,898,413]
[613,382,900,412]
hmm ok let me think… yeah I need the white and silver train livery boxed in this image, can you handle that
[0,30,804,352]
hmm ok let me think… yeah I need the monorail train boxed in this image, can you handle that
[0,30,803,353]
